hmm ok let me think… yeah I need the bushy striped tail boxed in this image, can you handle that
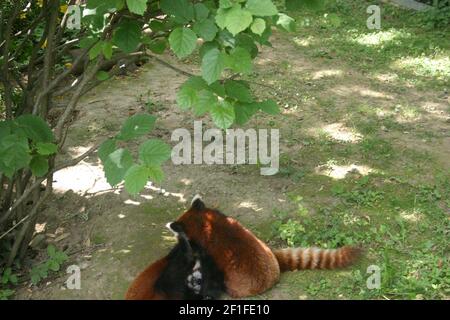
[273,246,362,272]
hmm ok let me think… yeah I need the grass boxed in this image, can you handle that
[269,173,449,299]
[289,0,450,91]
[257,0,450,300]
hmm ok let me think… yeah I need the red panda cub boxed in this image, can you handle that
[173,195,362,298]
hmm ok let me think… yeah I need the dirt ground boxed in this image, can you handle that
[15,21,449,299]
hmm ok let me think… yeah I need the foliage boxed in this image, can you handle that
[0,266,18,299]
[1,267,18,286]
[0,0,323,277]
[418,5,450,29]
[29,245,68,285]
[0,116,57,178]
[0,289,15,300]
[271,173,449,299]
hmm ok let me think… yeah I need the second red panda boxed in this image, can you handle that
[174,195,362,298]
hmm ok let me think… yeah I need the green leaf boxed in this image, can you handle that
[38,266,48,278]
[149,20,165,32]
[256,24,272,45]
[0,120,12,137]
[181,76,209,90]
[193,19,218,42]
[194,90,217,116]
[147,165,164,183]
[223,4,253,36]
[209,81,226,97]
[98,139,116,162]
[79,36,98,49]
[139,139,171,166]
[199,41,218,58]
[226,47,253,74]
[147,39,167,54]
[126,0,147,15]
[16,115,54,143]
[176,85,197,110]
[86,0,123,13]
[89,41,104,60]
[160,0,194,24]
[201,48,226,85]
[1,268,11,285]
[168,27,198,59]
[259,99,280,114]
[103,148,134,186]
[102,42,113,59]
[225,80,253,103]
[124,164,149,195]
[211,100,235,129]
[47,260,60,272]
[124,164,165,194]
[251,18,266,35]
[56,251,68,262]
[30,156,48,177]
[47,245,56,257]
[31,274,41,285]
[3,268,11,277]
[176,76,210,110]
[235,34,258,58]
[0,134,31,177]
[234,102,260,125]
[96,71,109,81]
[113,20,142,53]
[219,0,233,9]
[215,8,229,29]
[86,0,108,9]
[117,114,156,141]
[246,0,278,16]
[194,3,210,21]
[276,13,296,32]
[36,142,57,156]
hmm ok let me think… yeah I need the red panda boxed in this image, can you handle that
[174,195,362,298]
[126,196,362,299]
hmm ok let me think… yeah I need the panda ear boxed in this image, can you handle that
[190,194,205,211]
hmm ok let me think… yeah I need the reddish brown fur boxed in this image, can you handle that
[273,246,362,272]
[125,202,362,299]
[125,257,182,300]
[176,207,280,298]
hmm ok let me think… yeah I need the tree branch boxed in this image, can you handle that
[0,141,102,229]
[54,57,103,142]
[39,0,59,117]
[32,41,97,115]
[1,2,21,119]
[146,52,195,77]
